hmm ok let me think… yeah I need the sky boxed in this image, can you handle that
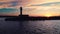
[0,0,60,16]
[0,0,31,16]
[23,0,60,17]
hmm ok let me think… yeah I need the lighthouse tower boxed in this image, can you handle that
[20,7,22,16]
[19,7,29,17]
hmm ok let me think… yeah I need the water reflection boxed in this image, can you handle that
[22,20,60,34]
[0,20,60,34]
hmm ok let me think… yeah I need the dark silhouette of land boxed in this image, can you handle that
[0,7,60,21]
[1,15,60,21]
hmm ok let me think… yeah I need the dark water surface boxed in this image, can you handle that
[0,19,60,34]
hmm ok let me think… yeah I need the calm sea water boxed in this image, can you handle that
[0,18,60,34]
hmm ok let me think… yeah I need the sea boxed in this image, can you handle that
[0,18,60,34]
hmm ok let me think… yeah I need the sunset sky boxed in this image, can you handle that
[0,0,60,16]
[23,0,60,17]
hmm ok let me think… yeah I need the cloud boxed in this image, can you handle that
[0,1,18,7]
[31,2,60,6]
[0,8,19,15]
[24,2,60,16]
[0,0,15,2]
[0,8,17,12]
[0,0,31,8]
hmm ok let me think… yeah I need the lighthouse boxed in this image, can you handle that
[19,7,29,17]
[20,7,22,16]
